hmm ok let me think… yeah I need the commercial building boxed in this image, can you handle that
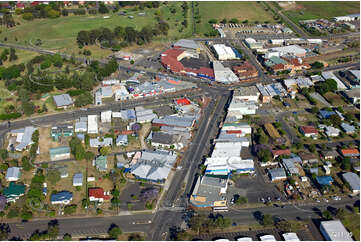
[101,110,112,123]
[152,115,195,130]
[213,61,239,84]
[282,233,300,241]
[212,44,238,60]
[151,132,178,149]
[320,220,353,241]
[342,172,360,194]
[75,118,87,133]
[232,62,258,80]
[87,115,98,134]
[135,106,157,123]
[244,38,264,49]
[256,83,272,103]
[173,39,200,51]
[267,45,307,58]
[51,191,73,205]
[11,126,37,151]
[49,146,71,161]
[53,94,74,109]
[190,175,228,208]
[227,97,258,119]
[333,13,360,22]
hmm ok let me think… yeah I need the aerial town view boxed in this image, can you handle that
[0,0,359,241]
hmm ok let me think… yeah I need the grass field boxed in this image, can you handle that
[323,92,346,106]
[0,2,193,57]
[196,2,276,35]
[284,1,360,23]
[0,47,40,67]
[342,212,360,241]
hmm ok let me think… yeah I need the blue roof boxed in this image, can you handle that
[51,191,72,202]
[316,176,333,186]
[319,110,336,119]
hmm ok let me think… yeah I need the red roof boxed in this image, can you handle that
[31,1,39,6]
[88,188,110,200]
[160,48,214,78]
[341,148,360,155]
[272,149,291,156]
[300,126,318,134]
[271,64,286,71]
[176,98,191,106]
[16,2,25,8]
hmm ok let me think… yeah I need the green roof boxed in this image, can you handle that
[3,182,25,198]
[265,56,287,67]
[49,146,70,156]
[95,156,107,171]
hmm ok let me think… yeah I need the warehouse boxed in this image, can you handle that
[152,115,195,129]
[213,61,239,84]
[268,45,306,58]
[320,220,353,241]
[342,172,360,194]
[233,86,260,102]
[173,39,200,51]
[205,156,254,175]
[227,98,258,119]
[212,44,237,60]
[87,115,98,134]
[221,122,252,136]
[244,38,264,49]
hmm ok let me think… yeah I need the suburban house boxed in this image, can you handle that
[299,126,318,138]
[93,156,108,172]
[51,191,73,205]
[75,118,87,133]
[49,146,71,161]
[321,150,339,160]
[53,94,74,109]
[5,167,21,182]
[10,126,37,151]
[319,110,336,119]
[342,172,360,194]
[89,137,113,148]
[87,115,98,134]
[268,168,287,182]
[101,110,112,123]
[3,182,25,202]
[116,135,128,146]
[299,152,319,165]
[271,149,291,159]
[151,132,177,149]
[73,173,83,186]
[340,123,356,134]
[88,188,110,202]
[324,126,340,137]
[340,148,360,157]
[51,125,73,141]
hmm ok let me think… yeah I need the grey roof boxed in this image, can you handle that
[321,150,339,158]
[101,86,113,97]
[341,123,356,133]
[191,176,227,205]
[89,137,113,147]
[173,39,200,50]
[343,88,360,99]
[116,135,128,144]
[152,115,195,128]
[283,160,299,174]
[120,109,136,120]
[151,132,176,145]
[349,70,360,80]
[268,168,286,179]
[53,94,73,107]
[73,173,83,185]
[15,126,36,151]
[282,156,302,164]
[201,175,227,189]
[5,167,20,180]
[342,172,360,192]
[75,121,87,131]
[320,220,353,241]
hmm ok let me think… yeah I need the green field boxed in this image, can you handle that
[342,213,360,241]
[0,2,193,57]
[284,1,360,23]
[196,1,276,34]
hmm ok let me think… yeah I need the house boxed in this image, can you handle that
[299,152,319,165]
[299,126,318,138]
[49,146,71,161]
[342,88,360,104]
[340,148,360,157]
[151,132,177,149]
[341,123,356,134]
[94,156,107,172]
[283,159,299,175]
[51,125,73,141]
[73,173,83,186]
[190,175,228,208]
[53,94,74,109]
[88,188,110,202]
[89,137,112,148]
[271,149,291,159]
[3,182,25,202]
[51,191,73,205]
[320,220,353,241]
[75,119,87,133]
[101,110,112,123]
[321,150,339,160]
[11,126,37,151]
[319,110,336,119]
[6,167,21,182]
[87,115,98,134]
[342,172,360,194]
[268,168,287,182]
[135,107,158,123]
[116,135,128,146]
[324,126,340,137]
[316,176,333,186]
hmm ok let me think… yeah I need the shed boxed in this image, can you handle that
[5,167,21,182]
[73,173,83,186]
[49,146,71,161]
[342,172,360,194]
[51,191,73,205]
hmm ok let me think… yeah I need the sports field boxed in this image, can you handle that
[196,1,276,34]
[283,1,360,23]
[0,2,193,57]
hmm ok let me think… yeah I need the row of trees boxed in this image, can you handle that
[20,3,62,20]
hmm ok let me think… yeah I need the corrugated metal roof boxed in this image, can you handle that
[53,94,73,107]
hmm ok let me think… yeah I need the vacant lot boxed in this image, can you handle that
[284,1,360,23]
[323,92,346,106]
[196,2,276,34]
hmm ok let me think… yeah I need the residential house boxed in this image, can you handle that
[75,118,87,133]
[299,126,318,138]
[341,123,356,134]
[88,188,110,202]
[5,167,21,182]
[3,182,25,202]
[94,156,108,172]
[51,125,73,141]
[73,173,83,186]
[324,126,340,137]
[299,152,319,165]
[87,115,98,134]
[283,159,299,175]
[268,168,287,182]
[319,110,336,119]
[11,126,37,151]
[89,137,112,148]
[271,149,291,159]
[151,132,177,149]
[116,135,128,146]
[53,94,74,109]
[321,150,339,160]
[340,148,360,157]
[49,146,71,161]
[101,110,112,123]
[51,191,73,205]
[342,172,360,194]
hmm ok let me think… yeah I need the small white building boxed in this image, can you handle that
[87,115,98,134]
[323,165,331,175]
[282,233,300,241]
[320,220,353,241]
[101,110,112,123]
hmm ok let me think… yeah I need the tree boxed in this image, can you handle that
[75,92,93,107]
[22,12,34,20]
[98,3,109,14]
[0,149,8,161]
[84,151,95,161]
[220,18,227,24]
[100,146,110,156]
[108,224,122,239]
[64,205,77,215]
[21,156,32,171]
[322,210,333,220]
[20,209,33,220]
[208,18,217,24]
[256,148,272,163]
[9,48,17,61]
[309,144,316,153]
[0,224,10,240]
[47,170,61,185]
[311,61,324,69]
[311,107,319,114]
[329,114,342,127]
[229,18,239,24]
[341,157,351,171]
[47,220,59,240]
[335,208,347,219]
[262,214,273,226]
[63,233,72,241]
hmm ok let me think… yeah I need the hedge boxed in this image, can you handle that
[0,113,22,120]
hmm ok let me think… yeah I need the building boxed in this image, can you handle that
[53,94,74,109]
[88,188,110,202]
[213,61,239,84]
[51,191,73,205]
[3,182,25,202]
[5,167,21,182]
[89,137,112,148]
[272,149,291,158]
[319,110,337,119]
[340,148,360,157]
[135,106,158,123]
[342,172,360,194]
[323,165,331,175]
[73,173,83,186]
[152,115,195,130]
[320,220,353,241]
[321,150,339,160]
[299,126,318,138]
[212,44,237,60]
[259,235,276,241]
[324,126,340,137]
[333,13,360,22]
[190,175,228,208]
[173,39,200,51]
[101,110,112,123]
[93,156,108,172]
[268,168,287,182]
[244,38,263,49]
[75,119,87,133]
[227,97,258,119]
[256,83,272,103]
[316,176,333,186]
[321,71,347,90]
[87,115,98,134]
[283,159,300,175]
[299,152,318,165]
[267,45,306,58]
[342,88,360,104]
[114,85,131,101]
[282,233,300,241]
[341,123,356,134]
[232,62,258,80]
[116,135,128,146]
[151,132,178,149]
[51,125,73,141]
[11,126,37,151]
[49,146,71,161]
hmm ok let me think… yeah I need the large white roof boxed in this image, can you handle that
[321,220,353,241]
